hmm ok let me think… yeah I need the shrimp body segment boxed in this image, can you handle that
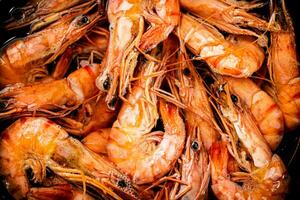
[178,14,265,78]
[224,77,284,150]
[0,12,99,87]
[0,117,140,200]
[210,141,288,200]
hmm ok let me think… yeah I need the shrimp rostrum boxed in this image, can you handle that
[0,117,140,200]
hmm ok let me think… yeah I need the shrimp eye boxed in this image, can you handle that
[117,179,127,188]
[77,15,90,26]
[103,77,111,91]
[10,8,24,20]
[25,167,34,181]
[108,96,118,109]
[231,94,238,103]
[191,140,199,151]
[183,67,191,76]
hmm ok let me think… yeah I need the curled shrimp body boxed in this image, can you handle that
[0,11,100,87]
[210,141,289,200]
[108,99,185,184]
[223,76,284,150]
[0,117,140,200]
[107,47,186,184]
[178,14,265,78]
[268,0,300,131]
[180,0,277,37]
[0,63,100,119]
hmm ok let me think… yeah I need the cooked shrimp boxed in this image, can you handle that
[210,141,289,200]
[0,63,100,119]
[180,0,277,37]
[107,46,186,184]
[0,117,140,200]
[177,14,265,78]
[5,0,96,31]
[268,0,300,131]
[223,76,284,150]
[170,43,219,150]
[0,10,100,87]
[96,0,180,109]
[215,82,272,168]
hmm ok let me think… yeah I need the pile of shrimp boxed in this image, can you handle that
[0,0,298,199]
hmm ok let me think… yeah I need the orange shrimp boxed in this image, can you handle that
[170,42,219,150]
[268,0,300,131]
[210,141,289,200]
[0,10,100,87]
[223,76,284,150]
[180,0,278,37]
[96,0,180,109]
[177,14,265,78]
[215,82,272,169]
[0,117,140,200]
[107,46,186,184]
[0,63,101,119]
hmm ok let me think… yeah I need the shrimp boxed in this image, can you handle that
[268,0,300,131]
[0,117,140,200]
[5,0,97,32]
[96,0,180,109]
[107,45,186,184]
[0,9,100,87]
[0,62,101,119]
[179,0,278,37]
[170,41,219,150]
[223,76,284,150]
[210,141,289,200]
[214,82,272,169]
[177,14,265,78]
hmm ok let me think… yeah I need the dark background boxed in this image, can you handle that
[0,0,299,199]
